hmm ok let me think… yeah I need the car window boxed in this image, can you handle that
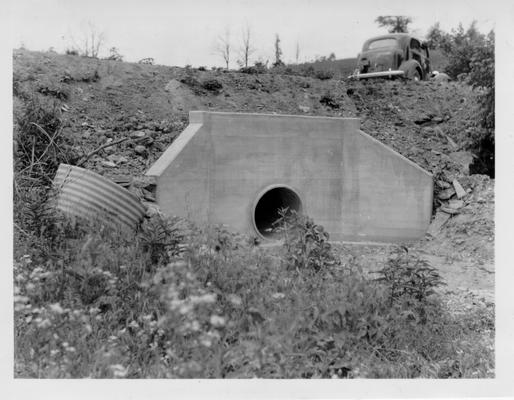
[410,39,421,51]
[366,38,398,50]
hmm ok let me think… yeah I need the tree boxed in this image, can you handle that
[69,21,105,58]
[426,22,450,49]
[216,28,231,70]
[238,24,255,68]
[295,41,300,64]
[106,47,123,61]
[375,16,412,33]
[273,34,283,67]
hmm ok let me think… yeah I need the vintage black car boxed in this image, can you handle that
[349,33,431,80]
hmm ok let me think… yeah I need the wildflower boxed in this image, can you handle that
[84,324,92,334]
[37,318,52,329]
[50,349,59,356]
[109,364,128,378]
[49,303,64,314]
[228,294,242,306]
[25,283,35,291]
[210,315,226,328]
[272,292,285,300]
[128,320,139,329]
[66,346,76,353]
[191,320,200,331]
[178,303,193,315]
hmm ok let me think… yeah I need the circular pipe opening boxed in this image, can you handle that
[253,185,302,239]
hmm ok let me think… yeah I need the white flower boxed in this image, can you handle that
[49,303,64,314]
[228,294,242,306]
[37,318,52,329]
[272,292,285,300]
[110,364,128,378]
[128,320,139,329]
[210,315,226,328]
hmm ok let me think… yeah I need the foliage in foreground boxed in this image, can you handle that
[13,203,494,378]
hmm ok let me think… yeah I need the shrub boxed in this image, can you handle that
[314,69,334,80]
[13,94,79,186]
[13,211,494,378]
[319,93,339,109]
[201,78,223,93]
[138,58,154,65]
[105,47,123,62]
[273,209,339,272]
[430,21,495,177]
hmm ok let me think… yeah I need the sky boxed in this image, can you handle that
[8,0,499,68]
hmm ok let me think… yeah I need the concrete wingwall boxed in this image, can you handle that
[146,111,433,243]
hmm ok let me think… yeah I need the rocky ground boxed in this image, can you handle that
[13,48,494,304]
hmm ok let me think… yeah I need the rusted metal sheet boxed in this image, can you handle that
[52,164,145,229]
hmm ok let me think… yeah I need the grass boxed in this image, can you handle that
[13,206,494,378]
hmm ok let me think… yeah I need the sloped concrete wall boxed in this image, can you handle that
[146,111,433,243]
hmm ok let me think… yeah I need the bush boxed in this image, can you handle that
[273,209,339,272]
[138,58,154,65]
[13,208,494,378]
[314,69,334,80]
[430,22,495,177]
[13,93,79,186]
[201,78,223,93]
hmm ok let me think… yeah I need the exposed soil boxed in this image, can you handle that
[13,49,494,300]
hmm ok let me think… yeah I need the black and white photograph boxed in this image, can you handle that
[4,0,513,397]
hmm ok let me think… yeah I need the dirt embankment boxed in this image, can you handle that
[13,49,494,296]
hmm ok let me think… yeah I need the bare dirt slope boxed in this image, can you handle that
[13,49,494,300]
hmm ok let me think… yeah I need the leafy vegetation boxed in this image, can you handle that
[427,21,494,177]
[14,204,494,378]
[375,16,412,33]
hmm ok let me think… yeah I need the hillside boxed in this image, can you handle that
[13,48,493,276]
[12,50,494,378]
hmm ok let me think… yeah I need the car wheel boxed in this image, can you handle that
[407,66,421,81]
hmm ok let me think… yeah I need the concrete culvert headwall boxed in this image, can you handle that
[146,111,433,243]
[253,185,302,239]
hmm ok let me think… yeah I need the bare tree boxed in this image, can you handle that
[238,24,255,68]
[70,21,105,58]
[216,27,231,70]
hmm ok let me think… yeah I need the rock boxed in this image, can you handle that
[130,130,146,139]
[101,160,117,168]
[448,199,465,209]
[438,187,456,200]
[427,211,451,237]
[431,72,451,82]
[437,180,451,189]
[452,179,467,199]
[134,145,147,156]
[112,175,132,187]
[142,188,156,202]
[165,79,181,92]
[441,206,460,215]
[107,154,128,164]
[449,151,474,174]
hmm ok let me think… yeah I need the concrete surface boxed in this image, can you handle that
[146,111,433,243]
